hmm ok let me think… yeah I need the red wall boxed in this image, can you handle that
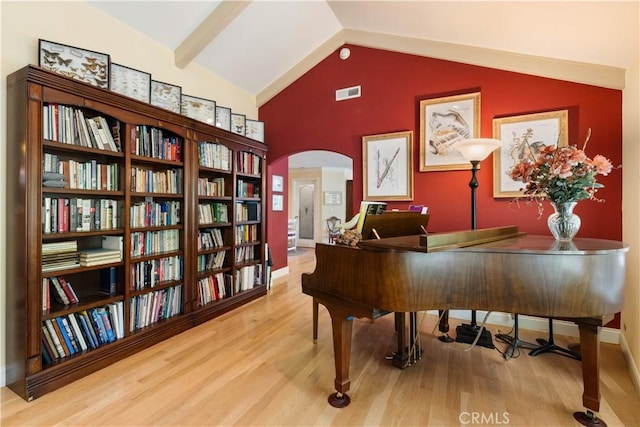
[261,45,623,274]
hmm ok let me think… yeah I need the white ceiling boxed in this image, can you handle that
[86,1,637,169]
[87,0,636,98]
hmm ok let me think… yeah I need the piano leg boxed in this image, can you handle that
[392,312,409,368]
[573,322,607,427]
[437,310,455,343]
[313,299,319,343]
[326,306,354,408]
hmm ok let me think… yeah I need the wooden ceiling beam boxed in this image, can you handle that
[175,0,251,69]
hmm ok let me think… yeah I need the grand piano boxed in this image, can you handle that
[301,225,628,426]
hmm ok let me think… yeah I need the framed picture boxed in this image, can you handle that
[272,194,284,211]
[231,113,246,136]
[493,109,569,198]
[109,63,151,103]
[272,175,283,192]
[215,106,232,131]
[39,39,110,88]
[419,92,481,171]
[362,130,414,201]
[151,80,182,114]
[181,94,216,125]
[324,191,342,206]
[245,119,265,142]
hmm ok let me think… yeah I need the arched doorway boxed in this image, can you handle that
[288,150,353,247]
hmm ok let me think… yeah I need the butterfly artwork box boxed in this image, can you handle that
[38,39,110,89]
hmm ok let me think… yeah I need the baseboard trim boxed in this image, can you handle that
[429,310,620,344]
[619,333,640,398]
[270,266,289,285]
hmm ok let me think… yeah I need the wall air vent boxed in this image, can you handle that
[335,85,361,101]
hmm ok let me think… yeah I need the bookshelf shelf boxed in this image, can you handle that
[6,65,267,401]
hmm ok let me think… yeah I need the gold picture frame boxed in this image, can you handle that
[363,131,413,201]
[493,109,569,198]
[419,92,481,171]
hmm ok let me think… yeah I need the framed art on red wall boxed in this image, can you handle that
[362,131,414,201]
[419,92,480,172]
[493,109,568,198]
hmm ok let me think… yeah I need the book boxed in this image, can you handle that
[44,319,66,358]
[49,277,70,305]
[41,325,59,360]
[100,267,117,295]
[54,317,74,355]
[67,314,88,351]
[88,308,108,344]
[41,330,54,364]
[97,307,116,343]
[60,316,81,353]
[58,277,79,304]
[77,311,99,349]
[355,201,387,233]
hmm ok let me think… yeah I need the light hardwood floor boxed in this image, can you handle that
[2,248,639,426]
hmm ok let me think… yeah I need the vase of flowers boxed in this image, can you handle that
[547,201,581,241]
[509,129,614,241]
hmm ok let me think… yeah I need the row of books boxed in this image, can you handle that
[130,256,183,291]
[236,179,260,198]
[235,224,259,244]
[42,276,79,310]
[41,303,124,364]
[196,272,228,306]
[130,200,181,228]
[236,151,261,175]
[42,104,120,152]
[235,245,255,263]
[198,228,224,250]
[42,240,79,272]
[131,125,182,161]
[130,167,183,194]
[235,264,262,293]
[198,202,229,224]
[235,201,261,222]
[43,155,120,191]
[198,142,232,171]
[42,197,121,234]
[129,285,182,332]
[198,176,226,197]
[196,251,226,272]
[131,229,180,257]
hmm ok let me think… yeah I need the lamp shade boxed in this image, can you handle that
[452,138,502,162]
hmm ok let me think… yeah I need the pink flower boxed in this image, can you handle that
[592,155,613,175]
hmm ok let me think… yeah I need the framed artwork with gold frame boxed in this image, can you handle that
[362,130,413,201]
[419,92,480,171]
[493,109,568,198]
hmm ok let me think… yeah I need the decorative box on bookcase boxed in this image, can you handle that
[6,65,267,401]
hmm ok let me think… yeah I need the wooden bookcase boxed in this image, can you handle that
[6,65,267,400]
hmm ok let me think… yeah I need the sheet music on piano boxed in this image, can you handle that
[360,210,430,240]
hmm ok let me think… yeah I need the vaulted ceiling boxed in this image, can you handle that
[88,0,635,107]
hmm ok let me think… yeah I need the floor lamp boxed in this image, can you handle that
[450,138,502,348]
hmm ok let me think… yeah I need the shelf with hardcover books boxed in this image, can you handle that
[233,150,264,294]
[128,124,186,333]
[7,65,267,401]
[39,102,127,367]
[196,140,233,307]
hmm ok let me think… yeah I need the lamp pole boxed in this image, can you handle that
[449,138,502,349]
[469,160,480,231]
